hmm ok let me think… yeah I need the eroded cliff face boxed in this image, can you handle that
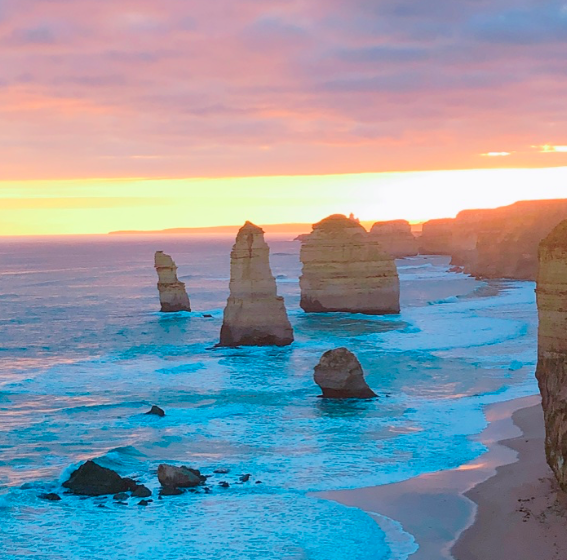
[154,251,191,312]
[300,214,400,314]
[420,199,567,280]
[370,220,418,258]
[536,220,567,490]
[219,221,294,347]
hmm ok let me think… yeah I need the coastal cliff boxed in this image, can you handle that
[369,220,418,258]
[299,214,400,314]
[536,220,567,490]
[420,199,567,280]
[219,221,294,347]
[154,251,191,312]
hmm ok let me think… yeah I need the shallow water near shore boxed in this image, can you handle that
[0,235,539,559]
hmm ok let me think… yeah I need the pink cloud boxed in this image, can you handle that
[1,0,567,179]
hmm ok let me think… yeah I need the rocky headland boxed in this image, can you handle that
[536,219,567,490]
[420,199,567,280]
[314,348,377,399]
[154,251,192,312]
[299,214,400,314]
[218,221,294,347]
[369,219,418,258]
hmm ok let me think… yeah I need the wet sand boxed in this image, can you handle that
[317,394,564,559]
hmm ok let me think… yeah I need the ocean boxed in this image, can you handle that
[0,234,538,559]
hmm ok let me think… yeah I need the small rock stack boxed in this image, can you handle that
[154,251,192,312]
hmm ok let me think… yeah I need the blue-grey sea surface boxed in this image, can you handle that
[0,235,538,559]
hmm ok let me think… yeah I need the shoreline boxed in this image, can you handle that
[316,394,545,559]
[453,399,567,560]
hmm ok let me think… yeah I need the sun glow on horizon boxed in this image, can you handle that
[2,166,567,236]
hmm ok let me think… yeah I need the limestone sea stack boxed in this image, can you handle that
[218,222,294,347]
[300,215,400,314]
[154,251,191,312]
[535,220,567,490]
[418,218,455,255]
[314,348,377,399]
[370,220,418,258]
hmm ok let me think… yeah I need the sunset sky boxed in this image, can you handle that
[2,0,567,235]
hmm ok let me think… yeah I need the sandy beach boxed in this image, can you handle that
[453,401,567,560]
[318,394,567,559]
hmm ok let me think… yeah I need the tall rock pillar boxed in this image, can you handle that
[154,251,191,312]
[219,222,294,347]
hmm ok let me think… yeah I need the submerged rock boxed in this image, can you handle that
[131,485,152,498]
[113,492,129,501]
[314,348,377,399]
[157,464,202,489]
[154,251,192,312]
[38,493,61,502]
[159,486,184,496]
[62,460,132,496]
[300,215,400,314]
[145,405,165,417]
[369,220,418,258]
[536,220,567,490]
[218,221,294,347]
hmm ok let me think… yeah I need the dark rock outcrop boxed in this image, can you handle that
[38,493,61,501]
[370,220,418,258]
[300,215,400,314]
[314,348,377,399]
[145,405,165,417]
[63,460,133,496]
[535,220,567,490]
[218,222,294,347]
[132,485,152,498]
[154,251,191,312]
[157,464,203,490]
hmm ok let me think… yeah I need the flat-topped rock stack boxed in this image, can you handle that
[536,220,567,490]
[370,219,418,258]
[154,251,191,312]
[219,222,294,347]
[299,214,400,314]
[418,218,455,255]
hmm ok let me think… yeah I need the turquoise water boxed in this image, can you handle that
[0,235,538,559]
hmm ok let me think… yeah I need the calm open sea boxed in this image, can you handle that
[0,235,538,559]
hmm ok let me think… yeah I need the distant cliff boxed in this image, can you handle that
[370,220,418,258]
[535,220,567,490]
[420,199,567,280]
